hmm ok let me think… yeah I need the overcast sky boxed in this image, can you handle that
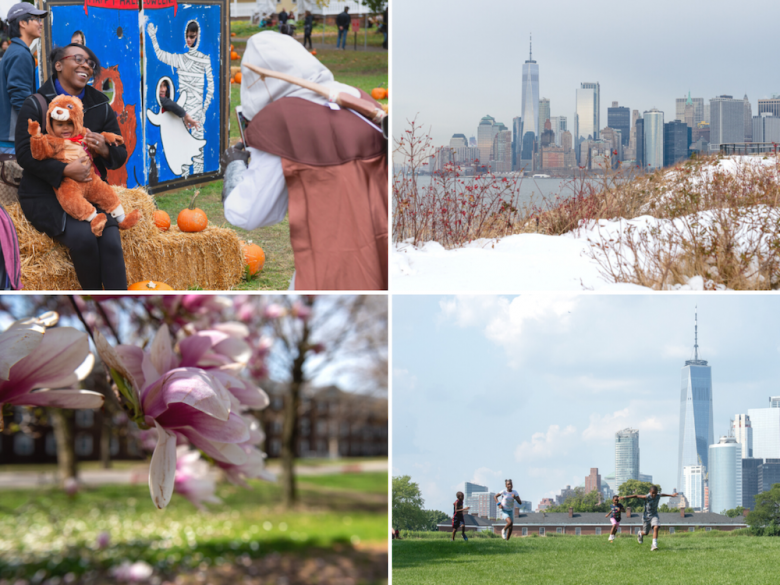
[392,294,780,514]
[392,0,780,151]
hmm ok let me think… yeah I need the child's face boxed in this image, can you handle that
[613,497,619,504]
[505,481,513,491]
[159,83,169,99]
[52,119,75,138]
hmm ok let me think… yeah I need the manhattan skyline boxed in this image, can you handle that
[392,295,780,514]
[393,0,780,153]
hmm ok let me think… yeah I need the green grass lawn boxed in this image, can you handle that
[231,21,387,48]
[299,471,387,494]
[152,45,387,290]
[0,472,388,582]
[392,533,780,585]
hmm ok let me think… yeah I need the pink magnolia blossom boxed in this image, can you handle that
[111,560,154,582]
[96,531,110,549]
[263,303,286,320]
[95,325,263,509]
[0,312,103,419]
[174,446,222,511]
[291,301,312,321]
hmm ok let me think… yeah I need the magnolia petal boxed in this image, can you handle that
[212,371,270,410]
[143,368,231,421]
[241,413,266,445]
[18,388,105,409]
[149,324,177,380]
[179,429,249,465]
[178,335,216,368]
[0,314,54,381]
[149,421,177,509]
[3,328,90,401]
[213,322,250,339]
[115,346,147,389]
[94,330,140,397]
[213,337,252,366]
[155,407,250,443]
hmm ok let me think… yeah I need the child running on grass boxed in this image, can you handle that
[451,491,470,541]
[495,479,522,540]
[620,486,677,551]
[605,495,625,542]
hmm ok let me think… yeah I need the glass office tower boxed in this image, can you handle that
[477,115,496,166]
[643,109,664,169]
[709,436,741,514]
[677,311,714,490]
[521,36,540,141]
[748,397,780,460]
[615,428,639,490]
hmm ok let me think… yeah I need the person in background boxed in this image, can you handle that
[278,9,288,33]
[303,11,314,50]
[159,79,200,130]
[336,6,350,50]
[451,491,469,542]
[380,7,388,50]
[70,30,86,45]
[0,3,49,154]
[0,37,10,57]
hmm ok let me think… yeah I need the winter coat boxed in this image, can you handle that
[0,38,36,141]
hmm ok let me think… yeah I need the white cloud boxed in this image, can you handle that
[471,466,505,488]
[581,407,674,442]
[515,424,578,462]
[439,295,580,349]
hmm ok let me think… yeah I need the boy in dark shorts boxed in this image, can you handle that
[451,491,470,541]
[605,495,625,542]
[620,485,677,551]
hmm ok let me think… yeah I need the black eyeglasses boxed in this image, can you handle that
[61,54,97,70]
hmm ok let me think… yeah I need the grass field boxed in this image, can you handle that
[0,471,388,583]
[153,38,388,290]
[392,533,780,585]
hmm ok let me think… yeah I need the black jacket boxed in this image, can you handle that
[15,77,127,237]
[336,11,351,28]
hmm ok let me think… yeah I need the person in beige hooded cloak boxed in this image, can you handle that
[221,32,387,291]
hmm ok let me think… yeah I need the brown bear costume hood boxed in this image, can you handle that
[45,95,86,137]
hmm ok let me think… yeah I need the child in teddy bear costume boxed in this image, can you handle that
[27,94,140,236]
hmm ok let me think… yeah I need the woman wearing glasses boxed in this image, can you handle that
[14,43,130,290]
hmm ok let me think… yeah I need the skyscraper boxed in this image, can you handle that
[675,94,704,126]
[644,109,664,169]
[521,35,540,141]
[635,118,644,168]
[758,96,780,117]
[683,465,704,510]
[742,458,761,509]
[607,102,631,146]
[615,428,639,491]
[733,414,753,458]
[477,115,496,165]
[550,116,567,147]
[450,134,468,148]
[539,98,551,136]
[753,113,780,144]
[512,117,523,169]
[492,129,513,173]
[748,397,780,460]
[744,95,753,142]
[677,309,714,491]
[663,120,691,167]
[575,83,600,163]
[710,96,746,148]
[709,436,742,514]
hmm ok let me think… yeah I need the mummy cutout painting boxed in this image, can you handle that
[146,19,214,176]
[146,77,206,177]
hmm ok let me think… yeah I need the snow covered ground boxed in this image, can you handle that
[392,156,780,292]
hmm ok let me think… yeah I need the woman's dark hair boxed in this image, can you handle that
[71,30,85,44]
[8,16,36,40]
[49,43,102,78]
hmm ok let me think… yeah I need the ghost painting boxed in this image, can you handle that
[146,77,206,177]
[146,19,214,177]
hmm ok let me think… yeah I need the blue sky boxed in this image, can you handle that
[392,0,780,151]
[392,294,780,513]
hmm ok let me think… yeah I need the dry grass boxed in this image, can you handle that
[7,187,245,290]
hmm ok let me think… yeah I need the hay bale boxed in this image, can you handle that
[7,187,245,290]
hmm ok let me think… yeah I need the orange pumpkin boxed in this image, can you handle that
[128,280,174,291]
[231,32,236,37]
[153,209,171,231]
[311,49,317,56]
[234,71,242,84]
[242,241,265,276]
[231,51,239,61]
[230,44,234,51]
[371,86,388,100]
[177,190,208,232]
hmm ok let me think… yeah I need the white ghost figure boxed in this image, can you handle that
[146,76,207,177]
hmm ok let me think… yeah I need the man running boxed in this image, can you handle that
[495,479,522,540]
[620,486,677,551]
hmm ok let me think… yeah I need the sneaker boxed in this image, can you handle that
[501,528,507,540]
[637,533,643,544]
[651,544,658,551]
[464,535,468,542]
